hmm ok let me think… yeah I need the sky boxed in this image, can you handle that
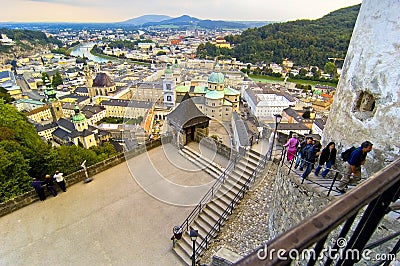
[1,0,362,23]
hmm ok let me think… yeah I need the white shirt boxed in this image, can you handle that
[53,173,64,182]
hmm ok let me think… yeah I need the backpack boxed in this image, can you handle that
[341,146,356,162]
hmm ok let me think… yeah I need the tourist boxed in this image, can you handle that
[294,136,313,171]
[30,178,46,201]
[336,141,373,193]
[283,133,299,161]
[44,174,57,197]
[302,141,322,179]
[53,171,67,192]
[315,142,337,178]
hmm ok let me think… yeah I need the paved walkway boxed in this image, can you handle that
[0,144,217,266]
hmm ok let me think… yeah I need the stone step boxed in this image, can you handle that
[207,200,227,217]
[233,163,255,177]
[182,147,224,174]
[179,149,223,180]
[173,244,191,266]
[216,184,239,200]
[249,148,262,158]
[243,154,262,167]
[202,206,222,222]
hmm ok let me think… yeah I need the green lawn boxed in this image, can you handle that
[249,74,337,88]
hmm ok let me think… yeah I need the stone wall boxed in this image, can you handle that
[268,166,331,239]
[323,0,400,177]
[195,131,239,159]
[0,135,171,218]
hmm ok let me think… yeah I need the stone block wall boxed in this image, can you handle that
[268,167,331,239]
[323,0,400,177]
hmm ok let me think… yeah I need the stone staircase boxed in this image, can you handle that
[173,147,263,265]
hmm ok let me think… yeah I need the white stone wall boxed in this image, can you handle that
[323,0,400,176]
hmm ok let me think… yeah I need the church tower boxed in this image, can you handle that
[163,65,176,109]
[44,76,64,121]
[323,0,400,176]
[72,105,88,132]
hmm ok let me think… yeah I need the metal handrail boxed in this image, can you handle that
[234,158,400,265]
[195,153,267,256]
[278,146,369,196]
[171,150,240,240]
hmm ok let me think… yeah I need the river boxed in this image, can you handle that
[70,42,116,63]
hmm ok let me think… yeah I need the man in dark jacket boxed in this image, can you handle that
[302,141,322,179]
[294,136,313,170]
[30,178,46,201]
[336,141,373,193]
[315,142,337,178]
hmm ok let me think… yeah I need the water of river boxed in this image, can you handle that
[70,42,114,63]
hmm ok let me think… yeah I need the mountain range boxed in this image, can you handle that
[120,14,273,29]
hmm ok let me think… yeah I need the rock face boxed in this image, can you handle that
[323,0,400,176]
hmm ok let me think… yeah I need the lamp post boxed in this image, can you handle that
[190,229,198,266]
[81,160,93,183]
[267,114,282,161]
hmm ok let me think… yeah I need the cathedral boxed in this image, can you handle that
[174,64,240,122]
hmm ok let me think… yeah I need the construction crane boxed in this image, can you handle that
[328,57,345,64]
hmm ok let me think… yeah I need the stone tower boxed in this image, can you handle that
[323,0,400,176]
[163,65,176,109]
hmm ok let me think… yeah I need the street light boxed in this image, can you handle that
[190,229,198,266]
[267,114,282,161]
[81,160,93,183]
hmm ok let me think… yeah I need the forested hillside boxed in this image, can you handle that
[0,28,62,54]
[197,4,361,68]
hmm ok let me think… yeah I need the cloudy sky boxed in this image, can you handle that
[1,0,362,23]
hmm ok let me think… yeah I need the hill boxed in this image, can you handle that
[0,28,62,55]
[197,4,361,68]
[142,15,247,29]
[120,14,172,26]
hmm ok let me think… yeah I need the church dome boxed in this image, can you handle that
[72,105,86,122]
[208,72,225,84]
[92,73,115,87]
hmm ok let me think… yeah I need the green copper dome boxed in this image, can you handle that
[72,105,86,122]
[165,65,172,74]
[208,72,225,84]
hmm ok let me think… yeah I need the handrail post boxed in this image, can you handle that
[327,172,339,196]
[301,159,307,184]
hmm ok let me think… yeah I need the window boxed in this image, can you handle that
[353,91,376,121]
[166,84,171,91]
[167,96,172,101]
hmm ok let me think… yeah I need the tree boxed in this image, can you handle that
[52,71,63,88]
[0,87,14,103]
[299,68,308,77]
[324,62,337,78]
[41,72,50,84]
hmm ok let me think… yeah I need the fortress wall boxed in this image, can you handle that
[323,0,400,176]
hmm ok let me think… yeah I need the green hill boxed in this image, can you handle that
[197,4,361,68]
[0,28,62,54]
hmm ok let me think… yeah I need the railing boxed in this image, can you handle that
[171,150,240,242]
[278,146,369,196]
[194,152,267,258]
[235,158,400,265]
